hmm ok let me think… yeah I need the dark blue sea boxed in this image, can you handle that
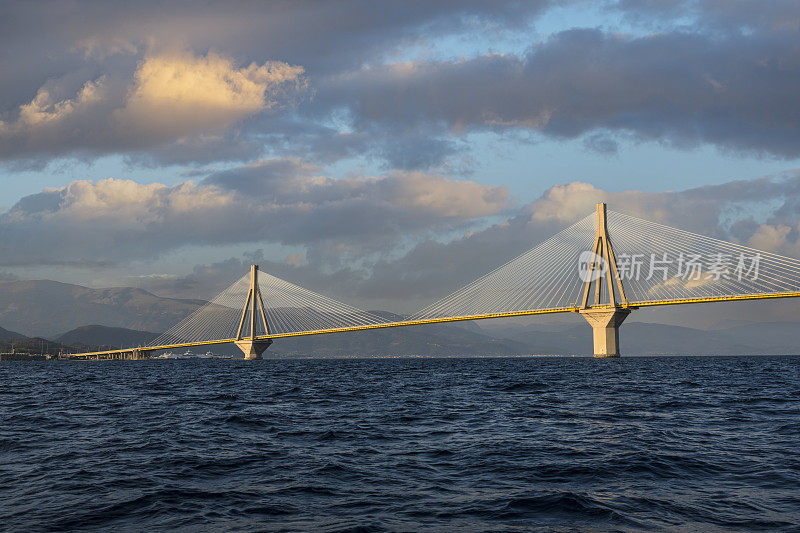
[1,356,799,532]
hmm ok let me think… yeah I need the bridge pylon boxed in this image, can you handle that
[234,264,272,360]
[578,202,631,357]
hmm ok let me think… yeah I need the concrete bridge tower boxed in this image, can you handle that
[234,265,273,360]
[578,203,631,357]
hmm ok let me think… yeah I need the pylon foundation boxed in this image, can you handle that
[579,308,630,358]
[234,339,272,360]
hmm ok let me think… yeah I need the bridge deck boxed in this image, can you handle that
[67,291,800,359]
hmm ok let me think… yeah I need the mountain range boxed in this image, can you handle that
[0,280,203,337]
[477,320,800,356]
[0,279,798,357]
[0,325,26,341]
[54,325,159,350]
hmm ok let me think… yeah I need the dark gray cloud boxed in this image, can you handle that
[241,115,464,171]
[202,158,322,195]
[319,26,800,158]
[0,270,19,282]
[0,1,549,168]
[0,0,543,81]
[4,1,800,168]
[615,0,800,33]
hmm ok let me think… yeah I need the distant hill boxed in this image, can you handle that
[55,325,159,349]
[0,325,26,341]
[269,313,529,358]
[478,320,800,356]
[0,280,204,337]
[202,319,800,358]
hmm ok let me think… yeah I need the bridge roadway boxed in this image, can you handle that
[68,291,800,360]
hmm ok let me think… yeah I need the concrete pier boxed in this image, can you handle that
[579,307,630,357]
[234,339,272,360]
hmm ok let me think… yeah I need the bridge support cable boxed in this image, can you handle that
[407,214,596,322]
[605,210,800,305]
[254,270,392,335]
[147,273,251,349]
[145,264,393,356]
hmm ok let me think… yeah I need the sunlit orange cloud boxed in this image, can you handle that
[0,50,307,147]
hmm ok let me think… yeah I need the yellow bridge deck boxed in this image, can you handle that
[67,291,800,359]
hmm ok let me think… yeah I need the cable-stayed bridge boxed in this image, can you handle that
[71,203,800,360]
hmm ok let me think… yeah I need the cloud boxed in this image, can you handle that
[318,26,800,158]
[105,171,800,313]
[28,1,546,74]
[203,158,509,222]
[15,77,109,128]
[117,51,306,138]
[746,221,800,258]
[0,1,551,168]
[6,2,800,169]
[0,50,306,163]
[0,163,509,266]
[615,0,800,33]
[238,115,465,171]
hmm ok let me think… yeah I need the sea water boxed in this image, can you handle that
[1,356,798,531]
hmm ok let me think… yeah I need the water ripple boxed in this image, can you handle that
[1,355,799,531]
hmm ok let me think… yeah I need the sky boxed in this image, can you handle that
[2,0,800,326]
